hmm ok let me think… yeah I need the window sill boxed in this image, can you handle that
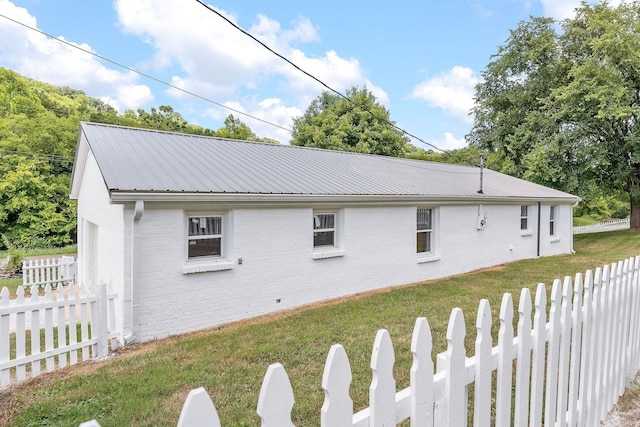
[520,231,533,237]
[312,248,346,260]
[550,237,561,243]
[417,253,441,264]
[182,259,235,274]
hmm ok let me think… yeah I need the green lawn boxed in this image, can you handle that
[1,231,639,426]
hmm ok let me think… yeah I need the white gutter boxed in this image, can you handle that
[109,191,581,205]
[124,200,144,344]
[570,200,580,254]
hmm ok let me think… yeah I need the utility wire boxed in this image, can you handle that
[0,148,74,162]
[0,13,291,133]
[194,0,450,154]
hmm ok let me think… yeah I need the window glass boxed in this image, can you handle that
[314,213,335,247]
[188,216,222,258]
[520,205,528,230]
[417,208,432,253]
[549,206,557,236]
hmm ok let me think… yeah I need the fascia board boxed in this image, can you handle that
[108,191,580,206]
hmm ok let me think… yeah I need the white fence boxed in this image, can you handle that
[81,255,640,426]
[22,256,77,288]
[573,218,630,234]
[0,282,119,388]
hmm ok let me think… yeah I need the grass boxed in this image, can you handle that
[1,231,640,426]
[0,244,77,260]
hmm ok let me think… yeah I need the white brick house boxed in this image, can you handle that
[70,122,580,343]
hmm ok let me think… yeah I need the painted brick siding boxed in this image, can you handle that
[76,151,126,333]
[129,202,573,342]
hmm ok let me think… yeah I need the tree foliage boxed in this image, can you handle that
[290,86,411,157]
[469,2,640,224]
[0,67,268,249]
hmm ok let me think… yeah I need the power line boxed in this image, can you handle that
[0,148,73,162]
[1,8,451,155]
[193,0,450,154]
[0,13,291,133]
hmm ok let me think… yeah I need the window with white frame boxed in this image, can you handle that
[313,213,336,247]
[188,216,223,259]
[417,208,433,253]
[520,205,529,230]
[549,206,557,236]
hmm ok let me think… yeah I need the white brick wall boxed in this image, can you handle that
[126,202,573,342]
[75,150,126,333]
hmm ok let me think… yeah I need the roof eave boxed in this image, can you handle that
[108,190,580,205]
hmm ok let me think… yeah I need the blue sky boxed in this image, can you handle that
[0,0,616,151]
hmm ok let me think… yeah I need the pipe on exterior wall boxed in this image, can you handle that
[570,200,580,254]
[537,202,541,257]
[124,200,144,344]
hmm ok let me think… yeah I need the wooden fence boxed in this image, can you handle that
[80,255,640,426]
[22,256,77,288]
[0,282,119,388]
[573,218,630,234]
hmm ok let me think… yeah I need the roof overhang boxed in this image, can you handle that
[108,190,580,206]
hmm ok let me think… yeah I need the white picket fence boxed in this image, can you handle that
[81,255,640,427]
[0,282,119,388]
[573,218,630,234]
[22,256,77,288]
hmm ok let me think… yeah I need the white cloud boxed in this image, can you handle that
[410,66,480,124]
[114,0,376,141]
[0,0,153,112]
[539,0,625,21]
[539,0,581,20]
[442,132,467,150]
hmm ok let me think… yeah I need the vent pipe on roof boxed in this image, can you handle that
[477,155,484,194]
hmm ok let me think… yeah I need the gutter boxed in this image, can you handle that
[570,200,580,254]
[124,200,144,344]
[109,191,581,206]
[537,202,541,257]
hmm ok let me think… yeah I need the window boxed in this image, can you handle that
[520,205,529,230]
[313,213,335,247]
[417,208,433,253]
[549,206,557,236]
[188,216,222,258]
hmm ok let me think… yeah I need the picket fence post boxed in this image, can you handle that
[369,329,396,427]
[321,344,353,427]
[514,288,532,427]
[176,387,221,427]
[545,279,562,426]
[410,316,434,427]
[474,299,492,427]
[256,363,295,427]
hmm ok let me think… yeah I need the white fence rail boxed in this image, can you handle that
[0,282,119,388]
[82,256,640,426]
[573,218,630,234]
[22,256,77,288]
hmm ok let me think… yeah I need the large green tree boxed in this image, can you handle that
[290,86,411,157]
[469,2,640,226]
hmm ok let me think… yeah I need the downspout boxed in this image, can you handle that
[537,202,541,257]
[124,200,144,344]
[570,200,580,254]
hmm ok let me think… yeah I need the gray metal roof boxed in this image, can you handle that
[73,122,579,203]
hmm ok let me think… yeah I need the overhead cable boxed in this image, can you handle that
[0,13,290,133]
[193,0,449,154]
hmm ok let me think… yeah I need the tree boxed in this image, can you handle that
[290,86,410,157]
[469,2,640,227]
[217,114,257,140]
